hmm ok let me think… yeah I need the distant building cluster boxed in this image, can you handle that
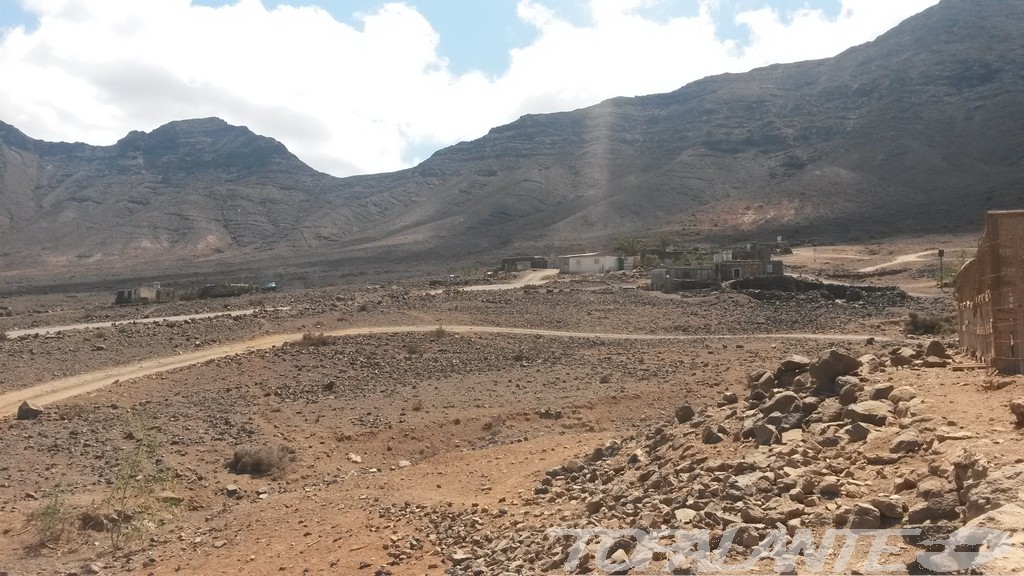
[499,242,783,291]
[650,243,784,292]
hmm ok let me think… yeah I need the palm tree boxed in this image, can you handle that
[615,237,645,256]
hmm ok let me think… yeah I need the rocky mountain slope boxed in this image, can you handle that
[1,0,1022,282]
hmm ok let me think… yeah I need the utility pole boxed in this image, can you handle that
[938,249,945,291]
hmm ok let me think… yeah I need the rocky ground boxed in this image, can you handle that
[0,263,1022,575]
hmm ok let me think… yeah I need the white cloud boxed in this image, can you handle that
[0,0,939,177]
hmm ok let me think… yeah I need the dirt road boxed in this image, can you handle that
[857,250,937,273]
[0,323,883,416]
[5,308,284,338]
[425,269,559,294]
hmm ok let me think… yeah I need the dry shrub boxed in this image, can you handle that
[404,342,423,356]
[27,490,70,552]
[481,415,503,433]
[410,398,424,412]
[228,445,297,477]
[904,312,954,335]
[293,331,337,348]
[0,328,7,342]
[430,326,448,340]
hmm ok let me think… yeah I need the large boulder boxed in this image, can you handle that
[890,430,925,454]
[1010,398,1024,427]
[917,504,1024,574]
[962,465,1024,521]
[779,355,811,372]
[809,349,861,389]
[753,423,781,446]
[760,391,802,415]
[16,401,43,420]
[868,383,895,401]
[848,503,882,529]
[907,492,961,523]
[889,386,919,405]
[843,400,893,427]
[811,397,844,423]
[925,339,951,359]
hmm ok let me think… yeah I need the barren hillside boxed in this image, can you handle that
[1,0,1021,285]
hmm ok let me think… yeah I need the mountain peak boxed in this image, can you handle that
[115,117,309,180]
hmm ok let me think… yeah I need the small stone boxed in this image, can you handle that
[844,401,892,426]
[849,503,881,529]
[888,386,918,405]
[868,383,895,401]
[156,491,183,505]
[781,429,803,444]
[843,422,872,442]
[838,383,859,406]
[674,508,697,524]
[870,495,906,520]
[225,484,239,497]
[701,426,723,445]
[890,431,924,454]
[347,453,362,464]
[397,460,412,468]
[674,405,696,424]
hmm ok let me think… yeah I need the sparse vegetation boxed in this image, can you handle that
[356,302,370,312]
[27,488,70,553]
[481,415,503,434]
[430,326,448,340]
[404,342,423,356]
[410,398,424,412]
[249,295,266,308]
[0,328,7,342]
[228,444,297,478]
[904,311,954,335]
[615,237,645,257]
[104,414,172,550]
[293,331,338,347]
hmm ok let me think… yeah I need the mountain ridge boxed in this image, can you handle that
[1,0,1022,284]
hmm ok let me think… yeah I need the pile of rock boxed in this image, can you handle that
[435,345,1020,574]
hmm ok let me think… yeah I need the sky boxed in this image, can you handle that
[0,0,939,177]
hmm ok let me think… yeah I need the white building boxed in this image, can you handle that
[557,253,637,274]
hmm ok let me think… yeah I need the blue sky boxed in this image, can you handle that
[0,0,935,176]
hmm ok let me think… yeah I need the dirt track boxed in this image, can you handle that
[5,308,281,338]
[0,323,884,417]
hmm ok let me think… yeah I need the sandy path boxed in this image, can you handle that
[0,324,883,416]
[424,269,559,294]
[857,250,937,273]
[5,308,288,338]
